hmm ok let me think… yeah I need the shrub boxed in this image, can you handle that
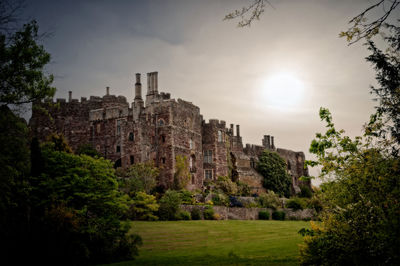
[203,206,215,220]
[158,190,181,220]
[215,176,238,195]
[272,210,286,220]
[258,211,270,220]
[256,150,292,197]
[176,210,191,220]
[178,189,195,204]
[130,191,159,220]
[286,198,305,211]
[309,195,323,213]
[190,207,202,220]
[299,185,313,198]
[213,213,222,220]
[229,196,243,207]
[212,193,229,206]
[258,191,281,209]
[236,181,251,196]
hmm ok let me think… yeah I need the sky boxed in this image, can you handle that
[22,0,399,180]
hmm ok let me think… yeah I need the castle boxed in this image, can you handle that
[30,72,310,194]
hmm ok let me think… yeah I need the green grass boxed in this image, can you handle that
[108,220,310,266]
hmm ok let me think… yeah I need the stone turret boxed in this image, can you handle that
[146,71,159,105]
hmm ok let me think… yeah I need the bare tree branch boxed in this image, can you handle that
[340,0,400,44]
[223,0,274,27]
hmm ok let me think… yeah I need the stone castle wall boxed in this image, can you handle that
[30,71,310,193]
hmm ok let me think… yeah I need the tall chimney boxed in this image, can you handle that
[135,73,142,100]
[106,86,110,95]
[147,73,152,95]
[230,124,234,135]
[68,91,72,102]
[271,136,275,149]
[266,135,270,149]
[153,72,158,94]
[236,125,240,137]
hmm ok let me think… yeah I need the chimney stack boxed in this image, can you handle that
[153,72,158,94]
[236,124,240,137]
[135,73,142,100]
[271,136,275,150]
[230,124,234,135]
[147,73,151,95]
[68,91,72,102]
[106,86,110,96]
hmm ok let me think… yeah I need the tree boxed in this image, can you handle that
[76,143,102,157]
[130,191,159,221]
[364,24,400,152]
[256,150,291,197]
[158,190,182,221]
[118,162,159,195]
[224,0,273,27]
[173,155,191,190]
[0,20,55,106]
[26,144,142,264]
[299,108,400,265]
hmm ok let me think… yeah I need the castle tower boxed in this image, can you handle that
[133,73,144,120]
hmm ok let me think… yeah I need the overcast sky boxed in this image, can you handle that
[22,0,399,179]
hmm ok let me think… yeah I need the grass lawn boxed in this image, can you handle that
[109,220,310,266]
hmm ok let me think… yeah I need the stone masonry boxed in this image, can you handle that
[30,72,310,193]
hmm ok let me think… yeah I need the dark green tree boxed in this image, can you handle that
[76,143,101,157]
[256,150,291,197]
[0,20,55,106]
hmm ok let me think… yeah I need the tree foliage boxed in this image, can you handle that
[118,162,159,195]
[130,191,159,221]
[256,150,291,197]
[0,20,55,106]
[300,108,400,265]
[173,155,191,190]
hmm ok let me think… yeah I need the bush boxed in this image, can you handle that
[299,185,313,198]
[229,196,243,207]
[130,192,159,220]
[213,213,222,220]
[158,190,181,220]
[203,206,215,220]
[258,191,281,209]
[176,210,191,220]
[190,207,202,220]
[236,181,251,196]
[178,189,195,204]
[258,211,270,220]
[212,193,229,206]
[272,210,286,220]
[215,176,238,195]
[256,150,292,197]
[286,198,305,211]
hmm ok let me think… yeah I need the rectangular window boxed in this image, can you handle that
[130,155,134,164]
[189,139,193,149]
[218,130,223,142]
[116,120,121,135]
[203,150,213,163]
[204,169,213,179]
[161,157,166,164]
[129,132,134,141]
[116,145,121,153]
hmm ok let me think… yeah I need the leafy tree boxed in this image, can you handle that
[258,190,281,210]
[76,143,101,157]
[119,162,159,195]
[364,24,400,152]
[0,105,31,261]
[130,191,159,221]
[173,155,191,190]
[300,108,400,265]
[27,144,142,264]
[0,20,55,106]
[256,150,291,197]
[158,190,182,221]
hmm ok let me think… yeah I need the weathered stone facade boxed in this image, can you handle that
[30,71,310,193]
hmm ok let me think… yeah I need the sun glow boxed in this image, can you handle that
[261,72,305,109]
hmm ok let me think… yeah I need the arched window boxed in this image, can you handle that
[158,119,165,126]
[218,130,223,142]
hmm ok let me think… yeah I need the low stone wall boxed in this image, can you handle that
[180,205,316,220]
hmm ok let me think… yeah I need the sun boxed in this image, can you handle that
[261,72,305,109]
